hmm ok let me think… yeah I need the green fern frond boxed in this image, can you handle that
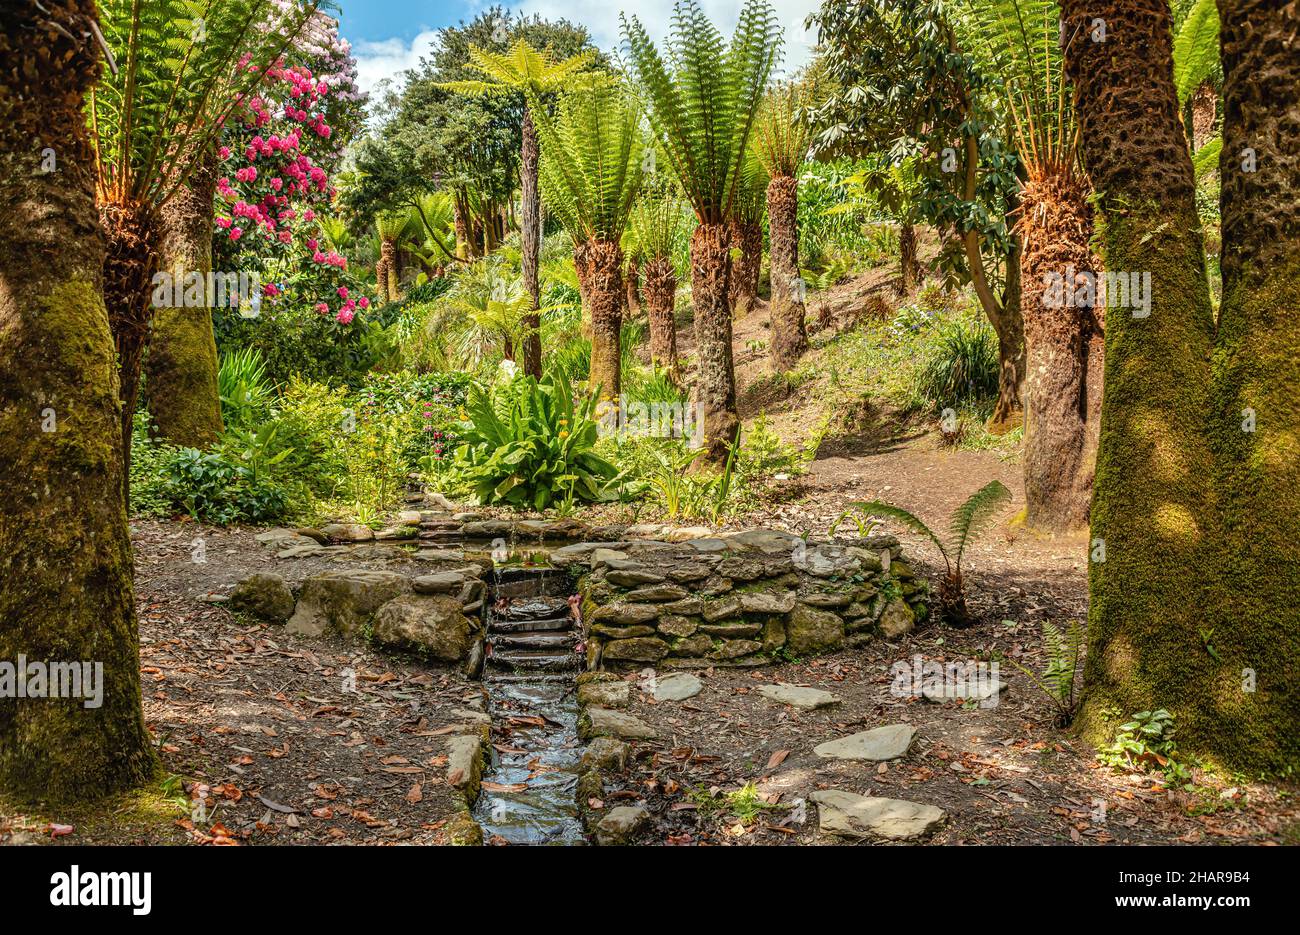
[751,82,811,179]
[1173,0,1220,105]
[948,479,1013,570]
[842,500,949,573]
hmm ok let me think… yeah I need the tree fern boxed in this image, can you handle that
[620,0,781,224]
[533,82,643,244]
[628,188,687,266]
[91,0,316,208]
[948,479,1013,568]
[751,83,812,179]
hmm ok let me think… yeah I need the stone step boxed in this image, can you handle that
[487,648,581,671]
[493,577,574,600]
[500,596,570,621]
[488,614,573,634]
[485,672,575,685]
[490,631,576,651]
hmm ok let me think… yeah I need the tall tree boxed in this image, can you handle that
[534,81,643,398]
[90,0,312,495]
[1063,0,1297,772]
[960,0,1100,530]
[442,38,598,379]
[751,84,812,372]
[0,0,155,801]
[623,0,780,463]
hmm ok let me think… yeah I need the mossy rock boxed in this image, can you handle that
[787,604,846,655]
[229,572,295,624]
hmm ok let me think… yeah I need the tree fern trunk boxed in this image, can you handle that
[691,223,739,464]
[899,220,918,294]
[986,229,1025,433]
[374,255,389,304]
[625,258,641,318]
[1018,170,1098,531]
[1204,0,1300,772]
[101,200,161,507]
[381,237,398,302]
[767,174,807,372]
[146,144,224,447]
[577,239,624,400]
[644,256,679,378]
[728,216,761,319]
[0,0,156,802]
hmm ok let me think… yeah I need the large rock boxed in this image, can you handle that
[814,724,916,761]
[602,637,670,663]
[757,683,840,710]
[722,529,803,553]
[595,806,649,846]
[320,522,375,543]
[878,598,917,638]
[622,583,689,603]
[285,570,411,638]
[649,672,703,701]
[446,734,483,804]
[229,572,295,624]
[370,593,477,662]
[578,680,631,708]
[581,737,629,772]
[606,568,666,587]
[810,790,945,841]
[786,604,845,655]
[738,590,798,614]
[591,603,660,627]
[656,615,698,638]
[412,571,465,595]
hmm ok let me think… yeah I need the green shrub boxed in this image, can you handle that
[450,368,621,510]
[1098,709,1193,786]
[218,346,276,428]
[913,314,1000,409]
[162,446,289,524]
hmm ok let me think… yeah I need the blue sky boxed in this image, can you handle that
[337,1,820,99]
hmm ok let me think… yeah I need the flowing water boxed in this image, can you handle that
[471,565,587,845]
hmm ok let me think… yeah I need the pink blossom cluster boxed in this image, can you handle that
[216,58,365,323]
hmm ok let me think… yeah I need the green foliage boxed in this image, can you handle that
[626,187,688,267]
[160,445,289,525]
[92,0,313,206]
[218,347,275,428]
[913,314,1000,409]
[1098,709,1193,786]
[451,368,622,509]
[837,479,1011,623]
[621,0,781,224]
[752,83,812,179]
[1172,0,1220,105]
[534,81,643,243]
[1007,620,1086,725]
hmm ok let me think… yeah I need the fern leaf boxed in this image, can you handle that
[948,480,1012,570]
[1173,0,1220,105]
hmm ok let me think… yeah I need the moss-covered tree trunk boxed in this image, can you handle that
[519,110,542,379]
[728,216,761,320]
[1202,0,1300,771]
[145,146,224,447]
[1062,0,1226,760]
[899,220,918,294]
[576,239,624,400]
[1018,171,1098,531]
[766,174,807,373]
[453,193,470,260]
[0,0,157,802]
[644,255,679,378]
[691,223,739,463]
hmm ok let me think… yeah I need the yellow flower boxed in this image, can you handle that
[559,430,570,439]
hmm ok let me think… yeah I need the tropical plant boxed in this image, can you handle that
[218,346,276,428]
[441,38,600,377]
[837,479,1013,626]
[956,0,1099,530]
[452,368,621,509]
[728,151,768,319]
[533,81,644,397]
[752,83,813,370]
[622,0,781,464]
[374,210,410,303]
[91,0,315,490]
[1007,619,1087,725]
[914,314,1001,410]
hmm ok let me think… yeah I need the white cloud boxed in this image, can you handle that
[351,0,820,100]
[352,29,441,97]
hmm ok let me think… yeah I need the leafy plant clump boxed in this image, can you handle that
[451,368,622,510]
[1098,709,1193,786]
[1008,619,1087,726]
